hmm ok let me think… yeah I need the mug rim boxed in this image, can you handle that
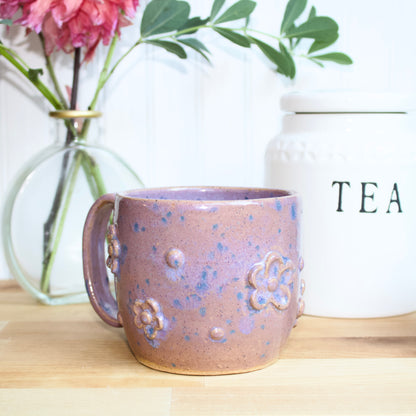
[116,186,298,203]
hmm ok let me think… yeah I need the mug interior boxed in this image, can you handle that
[119,187,294,202]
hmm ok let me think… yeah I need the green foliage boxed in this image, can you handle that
[280,0,307,34]
[139,0,352,80]
[140,0,190,37]
[177,38,211,61]
[278,0,352,74]
[210,0,227,21]
[0,0,353,108]
[213,27,251,48]
[213,0,256,24]
[0,19,13,26]
[309,52,353,65]
[144,39,187,59]
[28,68,44,82]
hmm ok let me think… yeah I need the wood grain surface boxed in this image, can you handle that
[1,280,415,415]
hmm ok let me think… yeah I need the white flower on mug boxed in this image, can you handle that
[248,251,295,311]
[133,298,165,340]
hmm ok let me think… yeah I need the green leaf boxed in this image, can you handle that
[178,38,211,62]
[141,0,190,37]
[310,52,353,65]
[28,68,44,82]
[308,34,338,53]
[213,27,251,48]
[214,0,256,24]
[280,0,307,34]
[145,40,187,59]
[210,0,226,21]
[308,57,324,68]
[279,42,296,79]
[176,16,209,36]
[249,36,293,78]
[308,6,316,19]
[285,16,338,41]
[0,19,13,26]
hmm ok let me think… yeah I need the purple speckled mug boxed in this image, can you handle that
[83,187,305,375]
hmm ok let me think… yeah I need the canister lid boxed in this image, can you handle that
[281,91,416,113]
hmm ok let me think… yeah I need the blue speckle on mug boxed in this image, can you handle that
[120,244,128,265]
[239,316,255,335]
[291,203,297,220]
[196,281,209,293]
[189,294,202,302]
[258,296,267,305]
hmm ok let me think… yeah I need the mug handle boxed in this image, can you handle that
[83,193,122,328]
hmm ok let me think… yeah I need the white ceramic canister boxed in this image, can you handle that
[265,91,416,317]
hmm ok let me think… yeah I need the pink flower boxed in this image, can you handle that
[0,0,139,60]
[0,0,22,19]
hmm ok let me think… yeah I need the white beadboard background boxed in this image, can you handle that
[1,0,416,278]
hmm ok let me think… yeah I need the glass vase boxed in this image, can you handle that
[2,110,144,305]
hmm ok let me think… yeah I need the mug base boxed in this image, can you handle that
[135,356,280,376]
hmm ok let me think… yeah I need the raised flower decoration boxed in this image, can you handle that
[106,224,121,275]
[248,251,296,311]
[133,298,165,340]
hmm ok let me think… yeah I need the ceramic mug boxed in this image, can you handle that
[83,187,305,375]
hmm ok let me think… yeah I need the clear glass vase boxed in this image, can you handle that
[2,110,144,305]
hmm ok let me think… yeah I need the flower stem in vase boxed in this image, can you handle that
[41,47,82,293]
[40,150,84,293]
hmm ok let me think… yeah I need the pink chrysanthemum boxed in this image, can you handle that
[0,0,139,60]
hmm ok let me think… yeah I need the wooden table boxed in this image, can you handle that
[1,280,415,415]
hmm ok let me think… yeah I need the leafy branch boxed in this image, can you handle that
[0,0,352,113]
[0,41,64,109]
[122,0,352,81]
